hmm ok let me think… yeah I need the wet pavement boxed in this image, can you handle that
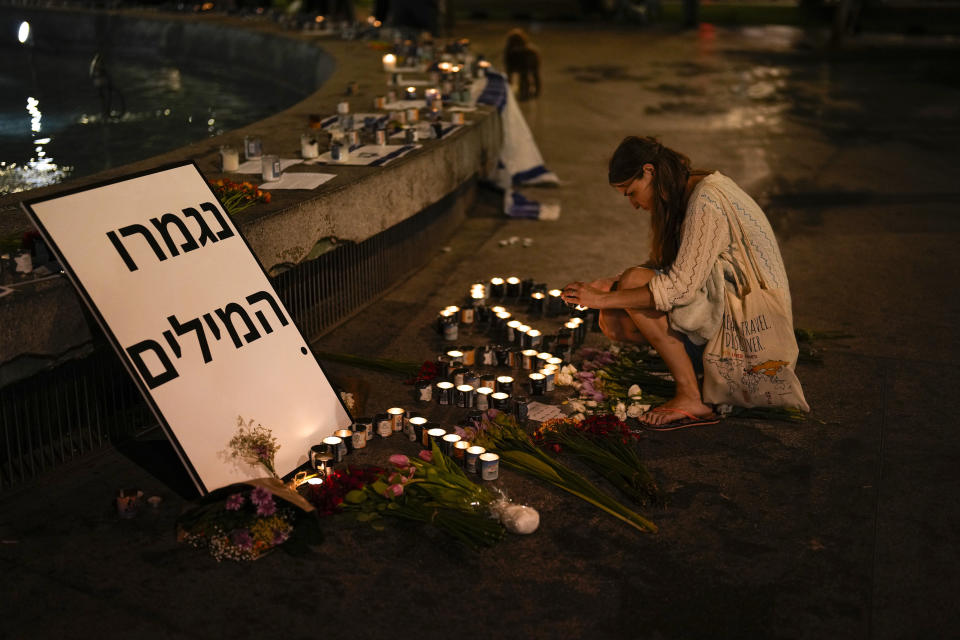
[2,19,960,640]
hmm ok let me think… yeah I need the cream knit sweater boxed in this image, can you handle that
[648,172,792,345]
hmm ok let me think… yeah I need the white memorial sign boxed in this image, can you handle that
[22,162,351,494]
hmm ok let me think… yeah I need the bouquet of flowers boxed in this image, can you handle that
[534,414,660,506]
[208,179,271,215]
[176,483,303,562]
[476,411,658,534]
[305,445,506,549]
[228,416,280,479]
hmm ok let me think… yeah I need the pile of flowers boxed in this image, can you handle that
[303,445,506,549]
[476,410,658,533]
[208,179,271,215]
[556,344,659,421]
[176,484,298,562]
[534,414,659,506]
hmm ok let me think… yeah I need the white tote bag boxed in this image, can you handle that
[702,202,810,412]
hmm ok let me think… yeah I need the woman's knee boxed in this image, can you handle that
[618,266,656,289]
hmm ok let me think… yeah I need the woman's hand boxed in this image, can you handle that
[561,280,609,309]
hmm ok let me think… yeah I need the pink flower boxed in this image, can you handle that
[389,454,410,468]
[418,449,433,462]
[231,529,253,549]
[384,483,404,498]
[256,497,277,517]
[225,493,245,511]
[250,486,272,506]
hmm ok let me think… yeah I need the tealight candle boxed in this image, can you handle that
[261,154,281,182]
[441,433,461,457]
[436,380,455,405]
[521,349,538,370]
[490,305,506,314]
[310,443,331,472]
[527,329,542,348]
[475,386,493,410]
[506,276,521,297]
[506,320,522,343]
[323,435,345,463]
[548,289,565,316]
[516,324,531,347]
[465,445,485,474]
[427,427,447,450]
[490,277,505,298]
[337,101,350,115]
[491,391,511,411]
[539,368,555,392]
[446,349,464,362]
[220,145,239,171]
[409,416,428,444]
[382,53,396,72]
[479,452,500,481]
[530,291,545,314]
[375,412,392,438]
[455,384,475,408]
[405,86,417,100]
[300,133,319,159]
[307,477,324,486]
[334,428,354,453]
[528,372,546,396]
[387,407,405,433]
[548,356,563,367]
[454,439,471,463]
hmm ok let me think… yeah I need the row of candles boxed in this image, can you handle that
[307,408,501,482]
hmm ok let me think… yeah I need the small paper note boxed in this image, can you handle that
[526,401,565,423]
[236,158,304,174]
[259,172,336,190]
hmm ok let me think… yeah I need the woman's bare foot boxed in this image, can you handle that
[639,396,717,427]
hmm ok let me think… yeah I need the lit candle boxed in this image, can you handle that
[506,276,521,297]
[521,349,539,370]
[446,349,464,364]
[307,477,323,486]
[454,439,471,463]
[455,384,475,408]
[405,86,417,100]
[527,329,542,348]
[530,290,545,315]
[427,427,447,450]
[548,356,563,367]
[528,372,546,396]
[548,289,565,316]
[491,391,511,411]
[409,416,428,444]
[382,53,397,72]
[516,324,531,347]
[465,445,485,474]
[475,386,493,410]
[334,428,354,453]
[506,319,522,343]
[539,368,555,392]
[441,433,461,457]
[490,277,505,298]
[387,407,405,433]
[436,380,455,405]
[323,435,345,463]
[490,305,506,314]
[479,452,500,481]
[496,375,514,394]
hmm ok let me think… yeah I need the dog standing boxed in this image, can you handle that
[504,28,541,101]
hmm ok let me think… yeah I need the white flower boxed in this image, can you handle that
[585,400,598,408]
[608,344,621,355]
[570,412,586,422]
[560,364,578,375]
[627,384,642,399]
[614,404,627,422]
[556,371,574,386]
[627,402,644,418]
[569,399,586,413]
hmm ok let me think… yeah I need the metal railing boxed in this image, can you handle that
[0,185,468,491]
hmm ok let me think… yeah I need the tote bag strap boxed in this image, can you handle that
[718,190,769,291]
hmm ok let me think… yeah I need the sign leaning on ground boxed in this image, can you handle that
[22,162,351,494]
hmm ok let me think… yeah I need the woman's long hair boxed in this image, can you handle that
[608,136,692,269]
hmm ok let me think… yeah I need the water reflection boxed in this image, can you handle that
[0,96,71,194]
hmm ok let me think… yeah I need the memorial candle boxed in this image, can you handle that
[382,53,397,72]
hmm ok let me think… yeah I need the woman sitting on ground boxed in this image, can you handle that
[561,135,795,429]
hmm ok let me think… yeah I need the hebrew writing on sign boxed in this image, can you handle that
[22,162,351,494]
